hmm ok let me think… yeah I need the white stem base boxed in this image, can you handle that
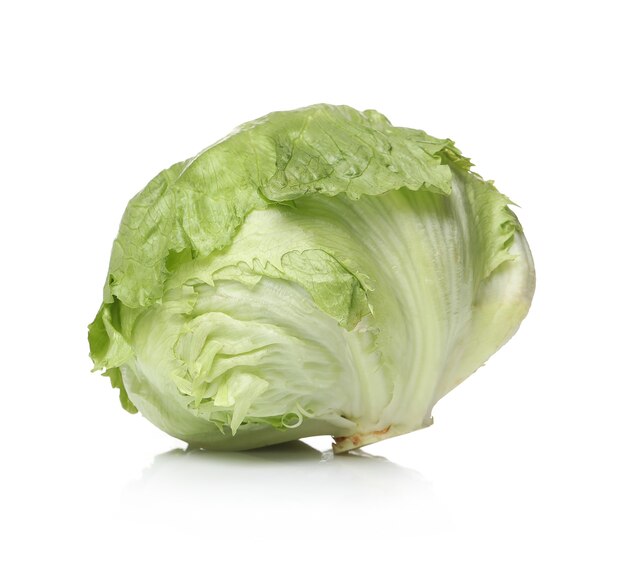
[332,416,434,454]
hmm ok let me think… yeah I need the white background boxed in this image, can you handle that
[1,1,624,563]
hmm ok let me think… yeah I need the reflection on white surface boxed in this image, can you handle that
[122,441,446,539]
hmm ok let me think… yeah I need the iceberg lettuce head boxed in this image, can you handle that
[88,104,535,452]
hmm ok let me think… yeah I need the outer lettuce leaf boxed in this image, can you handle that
[96,105,463,310]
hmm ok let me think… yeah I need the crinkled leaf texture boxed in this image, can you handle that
[88,104,535,452]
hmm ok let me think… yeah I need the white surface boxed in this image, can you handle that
[1,1,624,563]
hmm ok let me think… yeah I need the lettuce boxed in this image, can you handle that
[88,104,535,452]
